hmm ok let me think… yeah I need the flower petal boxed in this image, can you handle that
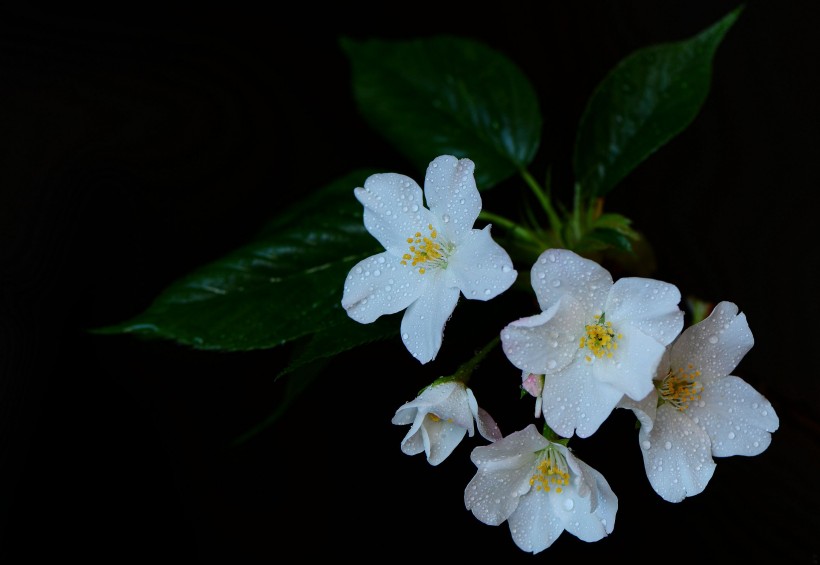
[400,280,460,363]
[671,301,754,383]
[449,225,517,300]
[342,251,425,323]
[470,424,549,467]
[501,296,585,375]
[422,155,481,242]
[556,476,609,542]
[530,248,612,314]
[422,418,468,465]
[354,173,438,254]
[508,491,565,554]
[431,384,474,433]
[541,358,624,438]
[605,277,683,347]
[689,375,779,457]
[639,404,715,502]
[592,325,667,401]
[476,407,503,442]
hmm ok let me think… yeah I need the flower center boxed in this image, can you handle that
[529,445,570,494]
[657,364,703,411]
[579,313,622,362]
[401,224,451,274]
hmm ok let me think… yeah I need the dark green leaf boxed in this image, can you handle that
[573,5,743,197]
[586,227,635,253]
[342,35,541,190]
[94,170,384,351]
[278,313,398,378]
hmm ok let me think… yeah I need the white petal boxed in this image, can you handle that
[422,419,468,465]
[422,155,481,242]
[464,457,534,525]
[469,424,547,469]
[448,226,517,300]
[639,404,715,502]
[530,248,612,314]
[508,491,564,554]
[430,384,474,433]
[355,173,436,253]
[617,389,660,432]
[400,280,460,363]
[398,423,425,456]
[557,486,609,543]
[541,358,624,438]
[341,252,426,323]
[592,325,667,401]
[689,376,779,457]
[586,462,618,535]
[606,277,683,346]
[476,407,502,442]
[501,296,586,375]
[671,301,754,383]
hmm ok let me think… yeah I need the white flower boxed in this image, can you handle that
[391,380,502,465]
[464,424,617,554]
[341,155,518,364]
[500,248,684,438]
[618,301,779,502]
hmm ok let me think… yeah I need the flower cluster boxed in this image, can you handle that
[342,155,779,554]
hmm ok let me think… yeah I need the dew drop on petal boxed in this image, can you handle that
[728,432,736,440]
[547,360,557,369]
[664,441,672,450]
[641,440,651,450]
[563,498,574,511]
[551,279,561,287]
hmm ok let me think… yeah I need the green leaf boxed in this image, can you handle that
[573,5,743,197]
[94,170,385,351]
[278,313,398,378]
[342,35,542,190]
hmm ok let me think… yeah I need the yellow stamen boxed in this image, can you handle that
[402,223,451,274]
[529,445,570,494]
[579,313,622,361]
[657,363,703,411]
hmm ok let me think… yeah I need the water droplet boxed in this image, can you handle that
[563,498,574,511]
[484,289,491,296]
[442,214,450,223]
[551,279,561,287]
[402,333,409,340]
[373,270,380,276]
[641,440,651,450]
[377,257,385,264]
[547,360,557,369]
[728,432,735,440]
[411,204,419,212]
[664,441,672,450]
[708,335,719,344]
[502,265,511,273]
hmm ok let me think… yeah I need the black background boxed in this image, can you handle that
[1,2,818,562]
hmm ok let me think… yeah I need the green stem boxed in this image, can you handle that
[452,335,500,384]
[520,168,563,236]
[479,210,541,245]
